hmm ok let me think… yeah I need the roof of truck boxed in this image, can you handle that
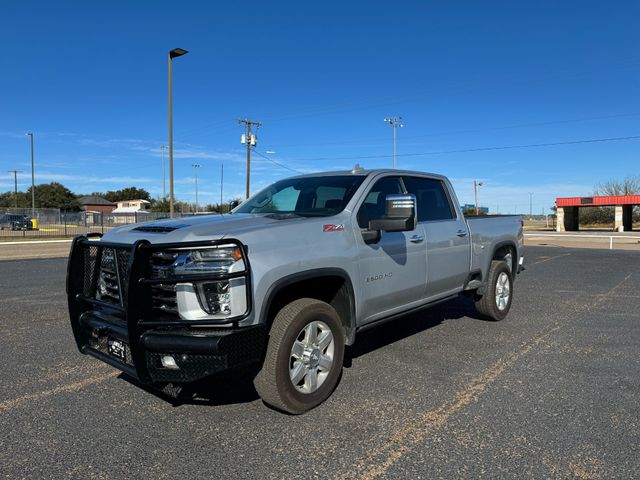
[289,168,446,179]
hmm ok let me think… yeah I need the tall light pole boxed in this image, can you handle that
[384,116,403,168]
[474,180,483,215]
[192,164,200,212]
[26,133,35,217]
[529,192,534,218]
[168,47,188,217]
[160,145,167,200]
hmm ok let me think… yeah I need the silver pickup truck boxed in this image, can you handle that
[67,168,524,413]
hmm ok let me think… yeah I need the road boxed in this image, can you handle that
[1,247,638,479]
[0,240,72,260]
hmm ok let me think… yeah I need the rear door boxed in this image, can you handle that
[403,176,470,299]
[353,175,427,322]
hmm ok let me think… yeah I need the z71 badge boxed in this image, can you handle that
[323,224,345,232]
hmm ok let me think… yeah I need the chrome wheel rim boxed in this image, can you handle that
[495,272,510,311]
[289,320,335,394]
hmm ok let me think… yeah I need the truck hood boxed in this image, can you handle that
[100,213,315,245]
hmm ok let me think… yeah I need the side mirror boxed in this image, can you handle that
[369,194,417,232]
[229,200,241,210]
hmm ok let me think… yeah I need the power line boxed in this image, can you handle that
[290,134,640,163]
[252,149,303,174]
[260,112,640,150]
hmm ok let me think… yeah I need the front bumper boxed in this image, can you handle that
[67,234,265,384]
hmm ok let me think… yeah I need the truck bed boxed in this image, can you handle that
[466,215,524,275]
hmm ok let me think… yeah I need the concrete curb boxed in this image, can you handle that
[0,239,73,246]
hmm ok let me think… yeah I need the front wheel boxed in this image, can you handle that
[254,298,345,414]
[474,260,513,321]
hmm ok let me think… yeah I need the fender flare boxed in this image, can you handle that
[259,268,357,345]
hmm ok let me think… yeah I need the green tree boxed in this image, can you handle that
[150,198,170,212]
[103,187,151,202]
[31,183,81,211]
[0,190,30,208]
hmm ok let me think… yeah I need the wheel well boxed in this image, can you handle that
[493,244,517,273]
[265,275,355,344]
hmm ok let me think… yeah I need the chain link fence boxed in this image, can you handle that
[0,208,196,240]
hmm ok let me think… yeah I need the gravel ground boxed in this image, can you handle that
[0,246,638,479]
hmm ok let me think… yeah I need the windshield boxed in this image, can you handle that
[234,175,366,217]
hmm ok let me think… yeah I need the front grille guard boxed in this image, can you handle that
[67,233,253,383]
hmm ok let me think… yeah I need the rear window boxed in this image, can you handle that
[403,176,455,221]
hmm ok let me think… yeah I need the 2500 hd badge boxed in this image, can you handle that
[365,272,393,283]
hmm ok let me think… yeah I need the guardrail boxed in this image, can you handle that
[524,233,640,250]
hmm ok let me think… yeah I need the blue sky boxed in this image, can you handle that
[1,1,639,213]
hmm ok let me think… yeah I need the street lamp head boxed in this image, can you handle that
[169,48,189,58]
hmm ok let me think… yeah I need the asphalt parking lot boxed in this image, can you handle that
[1,246,638,479]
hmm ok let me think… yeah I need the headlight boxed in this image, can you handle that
[150,244,247,321]
[174,247,242,275]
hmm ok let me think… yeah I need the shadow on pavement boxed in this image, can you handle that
[344,294,486,366]
[119,295,487,407]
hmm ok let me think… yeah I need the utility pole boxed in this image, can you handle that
[474,180,483,215]
[8,170,22,208]
[161,145,167,200]
[192,164,200,212]
[529,192,534,218]
[220,162,224,212]
[384,116,403,168]
[26,133,35,217]
[238,118,261,198]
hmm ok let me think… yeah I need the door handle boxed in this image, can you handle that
[409,235,424,243]
[456,230,468,237]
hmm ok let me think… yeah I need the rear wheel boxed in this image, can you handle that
[254,298,345,414]
[474,260,513,321]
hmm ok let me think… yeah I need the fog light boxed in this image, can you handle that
[196,281,232,315]
[161,355,179,369]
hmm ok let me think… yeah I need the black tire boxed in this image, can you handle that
[474,260,513,321]
[254,298,345,414]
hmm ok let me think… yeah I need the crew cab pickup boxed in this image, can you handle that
[67,168,524,413]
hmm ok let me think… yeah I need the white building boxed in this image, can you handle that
[111,199,151,223]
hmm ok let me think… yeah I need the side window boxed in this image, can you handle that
[357,176,404,228]
[403,177,455,222]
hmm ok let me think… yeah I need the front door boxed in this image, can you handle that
[353,175,428,323]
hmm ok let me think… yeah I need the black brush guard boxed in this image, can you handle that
[67,233,266,383]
